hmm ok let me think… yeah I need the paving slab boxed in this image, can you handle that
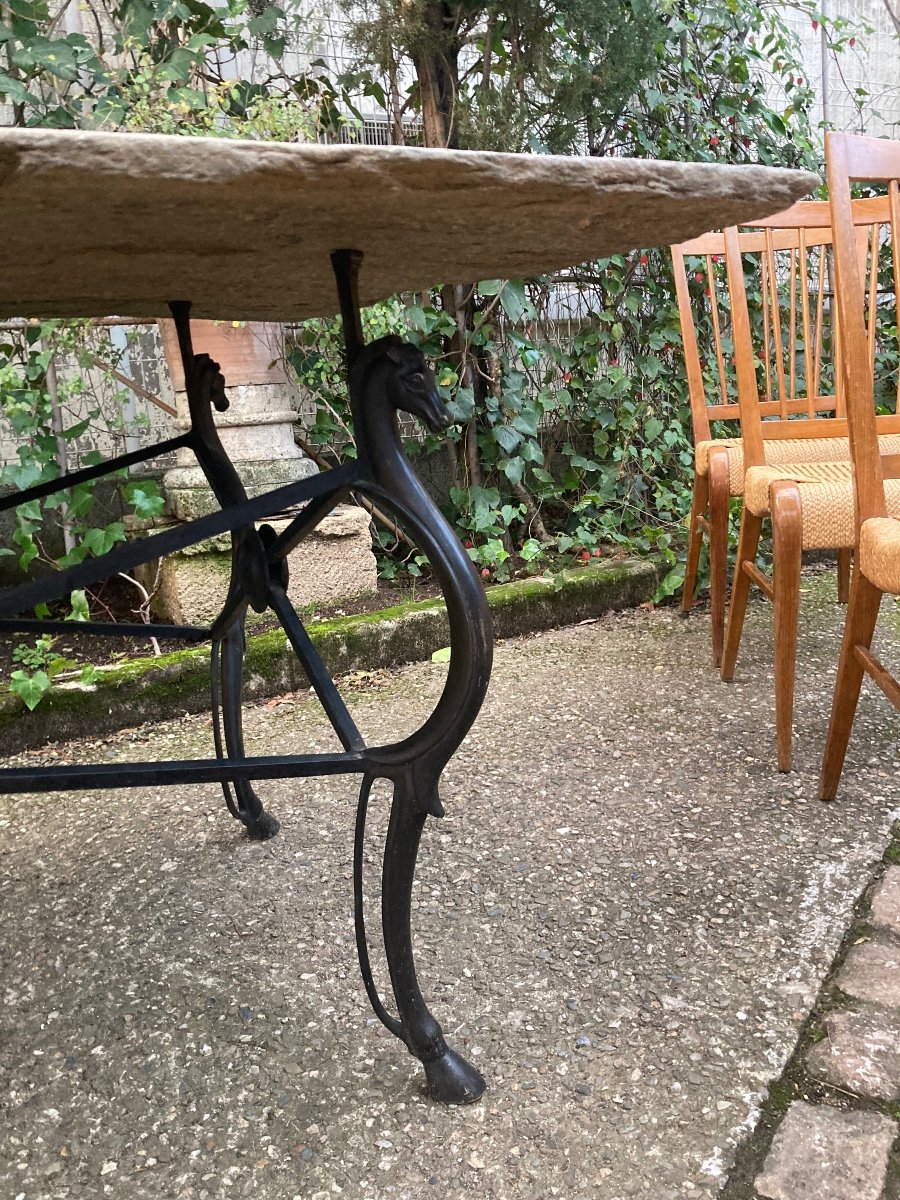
[1,572,898,1199]
[754,1101,896,1200]
[805,1006,900,1100]
[836,938,900,1009]
[870,866,900,936]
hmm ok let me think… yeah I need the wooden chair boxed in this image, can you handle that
[671,203,900,665]
[820,131,900,800]
[719,196,900,771]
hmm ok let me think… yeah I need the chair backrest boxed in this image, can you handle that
[826,131,900,525]
[672,197,900,461]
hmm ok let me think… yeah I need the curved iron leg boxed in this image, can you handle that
[380,771,485,1104]
[219,617,280,840]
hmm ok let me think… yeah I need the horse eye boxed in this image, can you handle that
[409,371,425,384]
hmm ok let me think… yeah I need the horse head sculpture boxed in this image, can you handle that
[352,335,452,435]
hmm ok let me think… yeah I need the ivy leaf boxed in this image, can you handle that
[499,280,532,324]
[124,482,165,519]
[493,424,522,455]
[644,417,664,442]
[500,457,525,485]
[66,590,90,622]
[0,70,36,105]
[81,523,125,557]
[9,669,51,710]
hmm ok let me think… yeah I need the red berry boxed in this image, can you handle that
[580,550,591,562]
[694,271,704,283]
[709,136,719,147]
[812,19,818,30]
[480,568,490,578]
[640,254,649,266]
[850,37,856,46]
[562,371,572,383]
[609,358,619,367]
[743,136,751,147]
[464,540,473,548]
[592,548,602,558]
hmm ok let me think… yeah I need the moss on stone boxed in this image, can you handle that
[0,557,658,754]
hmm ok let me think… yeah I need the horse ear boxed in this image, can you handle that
[384,340,405,366]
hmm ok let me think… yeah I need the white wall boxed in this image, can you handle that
[779,0,899,136]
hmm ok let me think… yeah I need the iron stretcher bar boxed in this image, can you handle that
[0,750,369,794]
[0,460,361,617]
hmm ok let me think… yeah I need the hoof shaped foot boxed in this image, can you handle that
[424,1049,486,1105]
[245,809,280,840]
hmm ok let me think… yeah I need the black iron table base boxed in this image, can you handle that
[0,251,493,1104]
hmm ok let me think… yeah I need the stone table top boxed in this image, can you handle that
[0,128,817,321]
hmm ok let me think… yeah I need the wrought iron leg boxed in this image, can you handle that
[379,770,486,1103]
[218,616,280,840]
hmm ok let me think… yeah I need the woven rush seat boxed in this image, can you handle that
[695,433,900,496]
[860,517,900,594]
[744,460,900,549]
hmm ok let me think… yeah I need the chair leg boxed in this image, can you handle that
[682,471,709,617]
[707,450,731,667]
[720,507,763,682]
[770,482,803,773]
[820,571,884,801]
[837,548,852,605]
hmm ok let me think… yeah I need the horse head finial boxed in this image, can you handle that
[365,336,452,434]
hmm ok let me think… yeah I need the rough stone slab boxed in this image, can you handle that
[0,128,817,320]
[806,1007,900,1100]
[755,1102,896,1200]
[870,866,900,936]
[837,938,900,1008]
[149,504,378,626]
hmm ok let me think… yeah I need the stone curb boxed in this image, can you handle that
[740,855,900,1200]
[0,557,658,754]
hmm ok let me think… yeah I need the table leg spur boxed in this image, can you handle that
[0,253,493,1104]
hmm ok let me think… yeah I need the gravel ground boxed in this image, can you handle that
[1,570,898,1200]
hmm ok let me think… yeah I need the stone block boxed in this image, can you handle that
[806,1007,900,1100]
[144,504,377,626]
[837,938,900,1009]
[869,867,900,937]
[0,128,819,322]
[755,1102,895,1200]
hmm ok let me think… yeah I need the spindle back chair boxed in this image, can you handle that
[672,199,900,668]
[719,195,900,770]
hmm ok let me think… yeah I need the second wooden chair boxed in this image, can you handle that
[671,202,900,665]
[719,197,900,770]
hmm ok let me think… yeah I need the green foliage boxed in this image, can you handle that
[0,321,165,704]
[0,0,354,136]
